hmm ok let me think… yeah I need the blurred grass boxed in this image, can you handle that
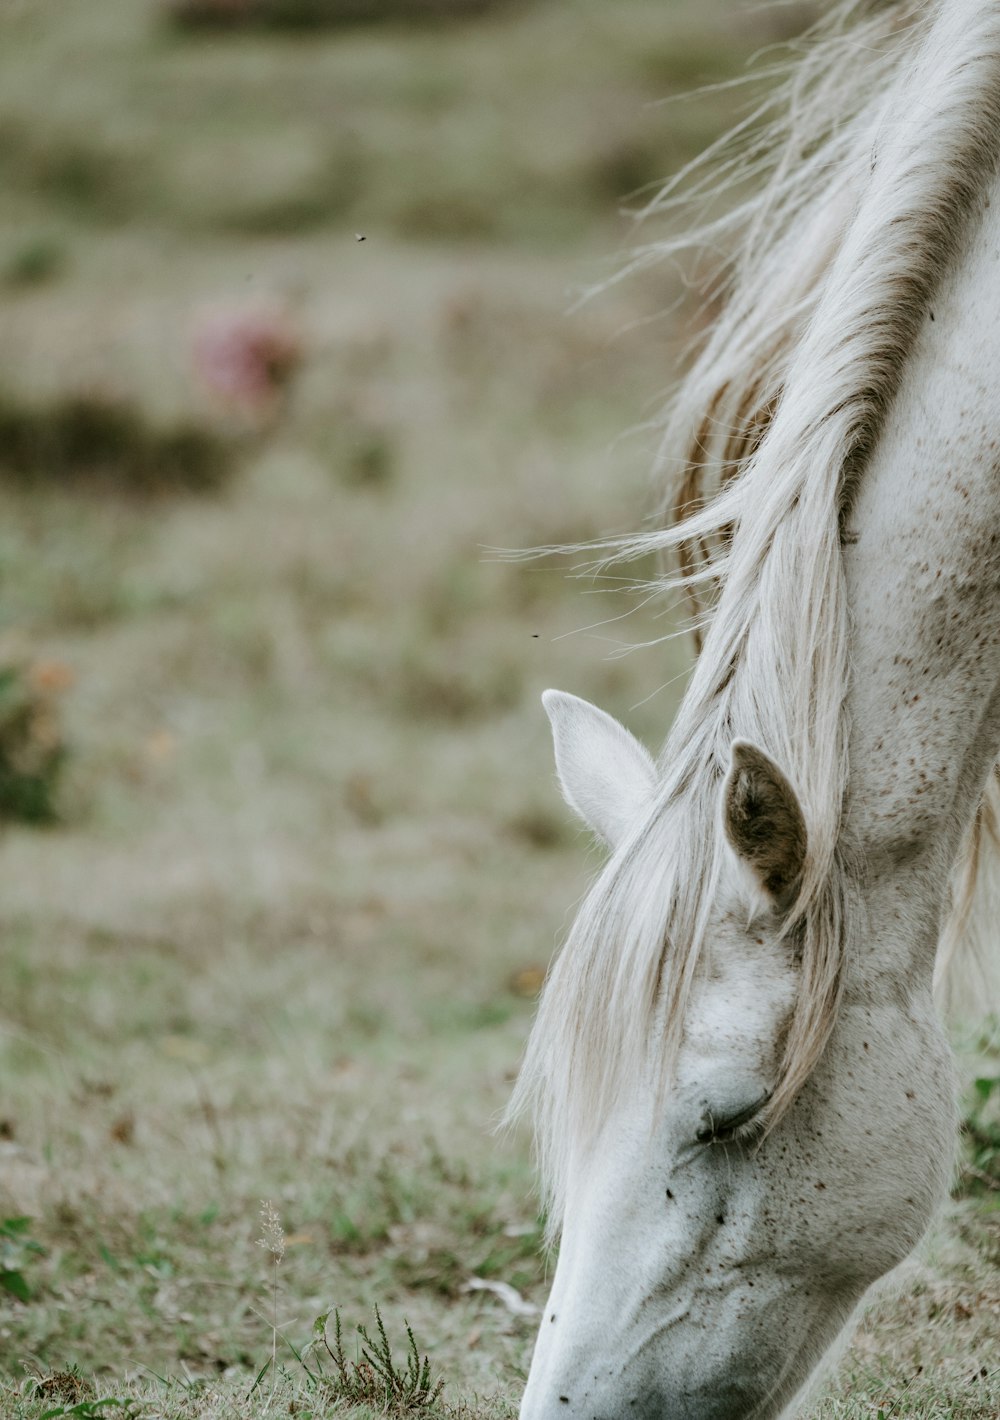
[164,0,513,27]
[0,392,232,494]
[0,1,995,1418]
[0,0,771,248]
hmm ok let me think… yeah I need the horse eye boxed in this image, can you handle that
[696,1095,770,1146]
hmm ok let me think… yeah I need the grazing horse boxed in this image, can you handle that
[511,2,1000,1417]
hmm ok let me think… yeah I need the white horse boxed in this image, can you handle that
[511,2,1000,1417]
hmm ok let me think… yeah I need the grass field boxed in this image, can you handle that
[0,1,997,1417]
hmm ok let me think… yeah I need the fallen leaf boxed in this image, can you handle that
[28,660,75,694]
[510,966,545,998]
[110,1113,135,1145]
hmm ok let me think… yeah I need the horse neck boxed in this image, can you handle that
[842,166,1000,962]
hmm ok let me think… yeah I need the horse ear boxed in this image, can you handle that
[542,690,656,849]
[722,740,807,908]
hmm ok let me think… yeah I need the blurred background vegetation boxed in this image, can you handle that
[0,0,799,832]
[0,1,996,1417]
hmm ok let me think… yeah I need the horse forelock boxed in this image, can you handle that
[511,0,1000,1230]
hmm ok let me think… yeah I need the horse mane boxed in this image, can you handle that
[511,0,1000,1230]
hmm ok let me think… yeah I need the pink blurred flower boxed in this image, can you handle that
[193,305,303,416]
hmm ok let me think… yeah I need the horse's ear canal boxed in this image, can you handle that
[542,689,657,850]
[722,740,807,909]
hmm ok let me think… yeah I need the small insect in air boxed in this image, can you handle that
[355,233,367,242]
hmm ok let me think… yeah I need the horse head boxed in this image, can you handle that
[516,693,955,1420]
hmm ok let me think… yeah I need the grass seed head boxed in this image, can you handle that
[256,1198,285,1265]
